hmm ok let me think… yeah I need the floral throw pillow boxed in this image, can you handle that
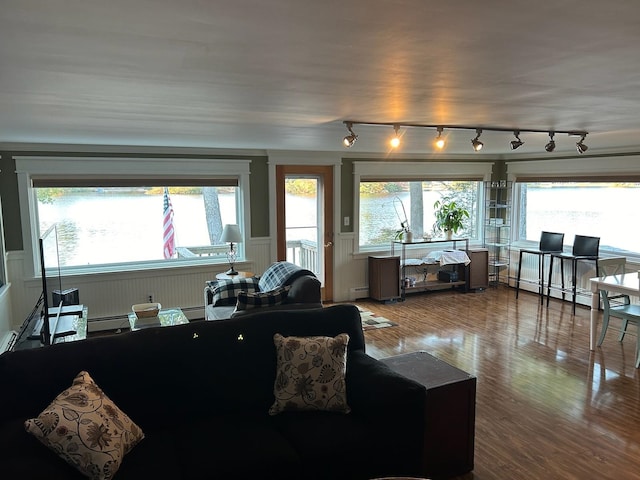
[24,371,145,480]
[269,333,351,415]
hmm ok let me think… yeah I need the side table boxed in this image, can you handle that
[128,308,189,331]
[381,351,476,479]
[216,271,255,281]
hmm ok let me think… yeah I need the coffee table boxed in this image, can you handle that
[128,307,189,331]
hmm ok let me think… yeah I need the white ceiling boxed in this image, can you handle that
[2,0,640,156]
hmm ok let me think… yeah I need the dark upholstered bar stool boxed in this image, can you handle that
[515,231,565,304]
[546,235,600,314]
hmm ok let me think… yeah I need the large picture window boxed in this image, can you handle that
[15,156,250,275]
[515,181,640,254]
[35,183,238,268]
[359,180,482,250]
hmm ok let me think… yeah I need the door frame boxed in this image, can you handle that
[275,165,334,302]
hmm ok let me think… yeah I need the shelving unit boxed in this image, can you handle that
[391,238,470,300]
[483,181,512,285]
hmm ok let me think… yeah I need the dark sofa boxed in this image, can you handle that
[0,304,427,480]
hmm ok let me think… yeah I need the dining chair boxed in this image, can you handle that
[516,231,564,304]
[597,257,630,309]
[597,289,640,368]
[546,234,600,314]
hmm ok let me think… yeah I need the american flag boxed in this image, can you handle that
[163,187,175,259]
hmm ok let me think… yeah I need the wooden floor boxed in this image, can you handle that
[343,286,640,480]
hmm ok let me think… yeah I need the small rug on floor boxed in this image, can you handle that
[355,305,398,331]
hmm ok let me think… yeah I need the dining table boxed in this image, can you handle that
[589,272,640,350]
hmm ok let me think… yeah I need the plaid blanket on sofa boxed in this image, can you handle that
[258,261,316,292]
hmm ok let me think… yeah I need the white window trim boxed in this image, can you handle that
[353,161,494,254]
[507,156,640,260]
[15,156,251,277]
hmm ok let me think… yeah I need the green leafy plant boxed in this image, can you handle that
[433,200,469,234]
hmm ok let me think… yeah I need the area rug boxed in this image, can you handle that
[355,305,398,331]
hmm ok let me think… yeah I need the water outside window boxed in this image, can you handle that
[518,182,640,253]
[37,187,237,267]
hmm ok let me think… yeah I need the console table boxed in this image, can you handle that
[391,238,472,300]
[13,306,88,350]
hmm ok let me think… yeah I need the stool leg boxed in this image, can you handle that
[546,256,554,307]
[560,258,566,301]
[516,251,524,299]
[540,253,546,305]
[572,258,578,315]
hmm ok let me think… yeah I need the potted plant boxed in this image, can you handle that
[393,196,412,242]
[433,200,469,240]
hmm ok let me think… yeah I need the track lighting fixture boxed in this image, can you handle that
[471,129,483,152]
[545,132,556,152]
[510,131,524,150]
[576,134,588,154]
[342,122,358,148]
[340,121,589,154]
[390,125,401,149]
[435,127,445,149]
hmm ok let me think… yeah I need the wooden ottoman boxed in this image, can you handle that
[381,351,476,479]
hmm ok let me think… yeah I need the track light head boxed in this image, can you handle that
[545,132,556,152]
[435,127,445,149]
[576,134,588,154]
[471,129,483,152]
[342,122,358,148]
[510,131,524,150]
[390,124,401,148]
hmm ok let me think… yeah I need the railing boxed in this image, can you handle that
[286,239,318,272]
[176,245,229,258]
[177,241,318,273]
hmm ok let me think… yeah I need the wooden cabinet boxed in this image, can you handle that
[368,256,400,302]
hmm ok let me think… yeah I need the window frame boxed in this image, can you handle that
[507,155,640,261]
[353,161,493,253]
[15,156,251,277]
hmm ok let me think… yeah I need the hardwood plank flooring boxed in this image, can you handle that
[339,286,640,480]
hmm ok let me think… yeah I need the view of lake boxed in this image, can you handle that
[39,185,639,267]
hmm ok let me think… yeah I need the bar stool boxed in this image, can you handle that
[546,235,600,314]
[515,231,565,304]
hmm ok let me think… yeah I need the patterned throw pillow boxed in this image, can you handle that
[210,277,260,306]
[24,371,144,480]
[234,285,291,311]
[269,333,351,415]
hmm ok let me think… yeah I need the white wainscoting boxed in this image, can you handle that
[6,238,275,332]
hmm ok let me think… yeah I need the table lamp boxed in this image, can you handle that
[220,224,242,275]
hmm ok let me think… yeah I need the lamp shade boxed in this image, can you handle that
[220,224,242,243]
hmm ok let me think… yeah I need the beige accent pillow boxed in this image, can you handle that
[24,371,144,480]
[269,333,350,415]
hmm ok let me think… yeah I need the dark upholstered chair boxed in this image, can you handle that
[515,231,565,304]
[546,234,600,314]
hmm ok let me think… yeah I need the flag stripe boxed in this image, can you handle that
[163,187,175,259]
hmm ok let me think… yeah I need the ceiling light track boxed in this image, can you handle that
[341,121,588,153]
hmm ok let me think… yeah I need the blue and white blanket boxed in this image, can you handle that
[258,261,316,292]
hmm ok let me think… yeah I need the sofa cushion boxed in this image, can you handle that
[269,333,351,415]
[235,285,291,311]
[24,371,145,480]
[210,277,260,306]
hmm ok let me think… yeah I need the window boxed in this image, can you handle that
[35,184,238,268]
[15,156,250,274]
[515,181,640,254]
[359,180,482,249]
